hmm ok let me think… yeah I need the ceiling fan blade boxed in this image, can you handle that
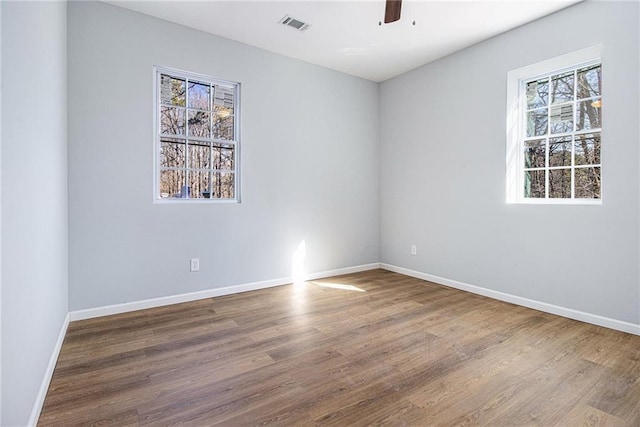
[384,0,402,24]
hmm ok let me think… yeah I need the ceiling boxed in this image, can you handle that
[106,0,581,82]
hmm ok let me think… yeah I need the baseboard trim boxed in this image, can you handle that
[380,263,640,336]
[305,263,381,281]
[69,263,381,322]
[28,312,70,427]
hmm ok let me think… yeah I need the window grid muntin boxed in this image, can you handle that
[156,67,239,201]
[520,61,601,200]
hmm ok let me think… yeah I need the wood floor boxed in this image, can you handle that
[39,269,640,426]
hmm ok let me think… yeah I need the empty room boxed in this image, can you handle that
[1,0,639,425]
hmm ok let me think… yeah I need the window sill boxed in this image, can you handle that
[154,198,240,204]
[507,198,602,206]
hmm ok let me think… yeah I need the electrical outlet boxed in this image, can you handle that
[190,258,200,272]
[411,245,417,256]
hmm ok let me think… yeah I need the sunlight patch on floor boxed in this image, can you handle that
[310,281,366,293]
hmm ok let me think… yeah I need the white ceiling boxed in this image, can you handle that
[106,0,581,82]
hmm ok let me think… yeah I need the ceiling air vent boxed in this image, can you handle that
[279,15,311,32]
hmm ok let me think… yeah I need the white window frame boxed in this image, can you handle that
[506,45,602,205]
[153,66,241,203]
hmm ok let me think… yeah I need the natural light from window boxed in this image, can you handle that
[292,239,306,285]
[506,45,602,205]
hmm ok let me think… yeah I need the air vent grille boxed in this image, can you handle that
[279,15,311,32]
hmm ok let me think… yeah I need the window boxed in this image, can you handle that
[154,67,240,201]
[506,46,602,204]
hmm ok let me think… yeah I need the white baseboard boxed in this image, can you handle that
[381,263,640,336]
[305,263,381,280]
[28,312,70,427]
[69,263,381,321]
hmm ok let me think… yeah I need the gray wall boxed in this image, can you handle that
[1,1,68,425]
[68,2,380,311]
[380,1,640,325]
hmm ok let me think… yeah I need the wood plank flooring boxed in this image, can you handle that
[39,269,640,426]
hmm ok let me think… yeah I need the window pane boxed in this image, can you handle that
[576,99,601,130]
[524,139,545,168]
[188,81,210,110]
[214,85,234,110]
[549,136,571,167]
[187,110,210,138]
[213,143,234,170]
[575,133,600,166]
[524,170,545,198]
[188,141,211,169]
[188,170,211,199]
[160,106,185,135]
[213,106,234,140]
[213,86,234,140]
[575,167,601,199]
[526,78,548,109]
[549,168,571,198]
[526,109,548,137]
[577,65,601,99]
[551,71,574,104]
[211,172,235,199]
[550,104,573,134]
[160,169,186,198]
[160,138,185,168]
[160,75,186,106]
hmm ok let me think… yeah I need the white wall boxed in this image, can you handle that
[380,1,640,326]
[68,2,380,311]
[1,1,69,425]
